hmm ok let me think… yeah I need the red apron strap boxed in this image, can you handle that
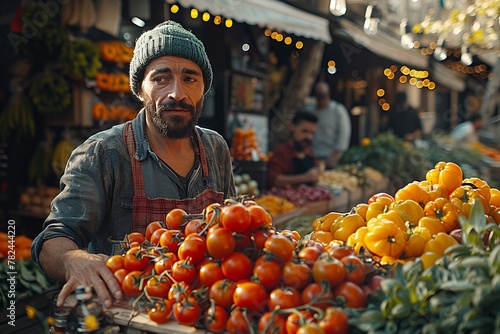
[123,121,146,197]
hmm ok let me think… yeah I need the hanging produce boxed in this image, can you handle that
[28,73,71,115]
[60,38,102,80]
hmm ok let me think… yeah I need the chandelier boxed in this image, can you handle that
[411,0,500,64]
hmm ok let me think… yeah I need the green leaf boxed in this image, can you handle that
[351,309,386,332]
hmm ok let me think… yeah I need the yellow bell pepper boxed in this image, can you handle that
[425,161,463,196]
[423,232,458,256]
[418,216,447,236]
[330,213,366,243]
[395,181,431,207]
[365,196,393,221]
[419,180,448,202]
[423,197,460,232]
[462,177,491,204]
[364,219,407,258]
[390,199,425,226]
[449,185,488,217]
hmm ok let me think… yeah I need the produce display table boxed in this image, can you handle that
[272,177,390,229]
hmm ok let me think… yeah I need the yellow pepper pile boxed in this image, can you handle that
[309,161,500,268]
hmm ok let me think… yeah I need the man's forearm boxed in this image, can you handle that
[39,237,80,281]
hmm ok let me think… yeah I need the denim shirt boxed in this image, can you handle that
[31,110,235,263]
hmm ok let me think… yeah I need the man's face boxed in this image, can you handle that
[291,121,317,152]
[139,56,205,139]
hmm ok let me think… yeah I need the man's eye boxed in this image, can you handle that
[152,77,166,83]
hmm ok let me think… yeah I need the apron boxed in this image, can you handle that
[123,121,224,234]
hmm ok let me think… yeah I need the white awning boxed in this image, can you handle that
[338,18,428,69]
[165,0,332,43]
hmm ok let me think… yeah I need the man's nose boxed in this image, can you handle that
[167,79,187,100]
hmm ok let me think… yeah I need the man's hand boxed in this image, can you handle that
[304,167,322,183]
[57,249,122,308]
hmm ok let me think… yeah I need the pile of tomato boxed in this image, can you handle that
[105,199,383,334]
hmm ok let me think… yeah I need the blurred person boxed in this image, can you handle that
[386,91,422,141]
[450,113,484,145]
[31,21,236,309]
[311,81,351,169]
[267,110,323,188]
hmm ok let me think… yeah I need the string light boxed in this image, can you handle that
[225,19,233,28]
[190,8,198,19]
[170,5,179,13]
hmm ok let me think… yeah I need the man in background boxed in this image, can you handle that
[386,91,422,142]
[267,110,323,188]
[311,81,351,169]
[450,113,484,146]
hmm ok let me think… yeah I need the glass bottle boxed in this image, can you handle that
[65,286,106,333]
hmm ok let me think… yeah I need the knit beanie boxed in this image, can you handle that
[129,21,213,98]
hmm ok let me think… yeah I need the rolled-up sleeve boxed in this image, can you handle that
[31,139,111,265]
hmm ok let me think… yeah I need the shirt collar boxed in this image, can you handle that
[131,109,149,161]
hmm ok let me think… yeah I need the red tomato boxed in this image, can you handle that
[282,260,311,290]
[209,279,237,309]
[171,259,197,284]
[298,246,321,267]
[297,323,326,334]
[302,282,334,310]
[150,228,168,245]
[147,298,175,324]
[268,287,302,310]
[145,276,171,299]
[253,228,273,250]
[333,281,368,309]
[204,202,222,224]
[153,252,178,274]
[247,205,272,231]
[258,312,286,334]
[174,298,201,326]
[226,309,250,334]
[198,261,225,287]
[204,305,228,333]
[106,254,125,273]
[165,208,187,230]
[159,230,184,253]
[286,311,314,334]
[221,252,253,281]
[124,246,151,272]
[253,260,282,291]
[221,203,251,232]
[122,270,145,296]
[327,245,355,260]
[145,221,164,241]
[318,306,349,334]
[312,253,347,289]
[177,234,206,264]
[113,268,128,287]
[341,255,367,286]
[368,192,395,204]
[233,281,268,313]
[206,227,235,259]
[184,219,205,236]
[168,281,192,301]
[264,233,295,262]
[121,232,145,249]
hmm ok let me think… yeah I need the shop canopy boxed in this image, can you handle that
[165,0,332,43]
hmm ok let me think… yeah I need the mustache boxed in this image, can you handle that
[158,100,195,113]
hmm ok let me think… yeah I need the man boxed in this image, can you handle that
[31,21,235,308]
[450,113,483,145]
[386,91,422,142]
[267,110,323,188]
[311,81,351,169]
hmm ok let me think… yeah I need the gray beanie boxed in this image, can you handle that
[129,21,213,98]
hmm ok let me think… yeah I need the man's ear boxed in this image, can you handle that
[137,87,145,102]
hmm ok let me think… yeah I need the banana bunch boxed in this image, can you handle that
[29,73,72,114]
[61,39,102,80]
[29,140,55,183]
[0,91,35,140]
[52,138,76,177]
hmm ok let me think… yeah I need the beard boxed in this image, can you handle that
[144,97,204,139]
[293,138,311,152]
